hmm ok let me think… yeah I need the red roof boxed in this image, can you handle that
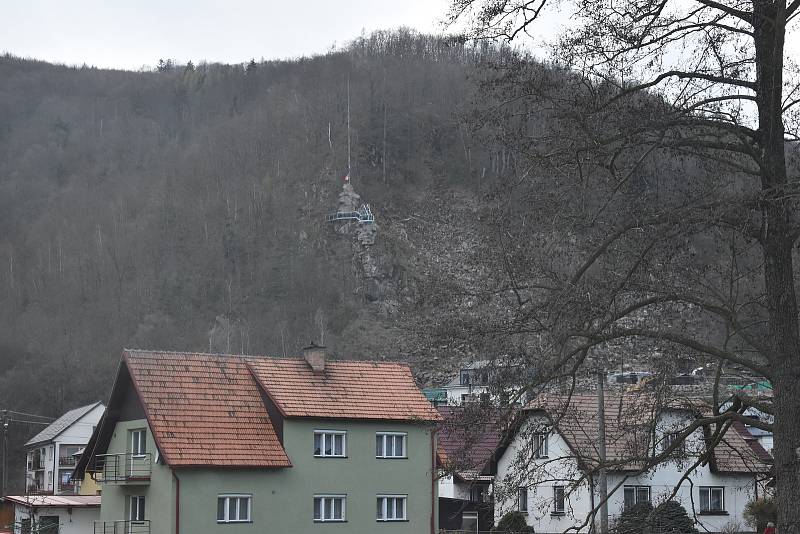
[124,350,291,468]
[247,357,442,422]
[525,393,768,474]
[437,406,504,478]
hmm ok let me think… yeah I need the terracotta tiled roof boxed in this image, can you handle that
[124,350,291,468]
[247,358,442,422]
[437,406,504,478]
[524,393,768,474]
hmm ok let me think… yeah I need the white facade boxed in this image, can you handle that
[25,403,105,495]
[496,413,759,533]
[13,503,99,534]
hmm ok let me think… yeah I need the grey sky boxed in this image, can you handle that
[1,0,452,70]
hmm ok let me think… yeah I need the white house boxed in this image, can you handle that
[443,361,493,405]
[25,402,104,495]
[495,393,769,533]
[3,494,100,534]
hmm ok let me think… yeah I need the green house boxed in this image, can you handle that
[75,347,441,534]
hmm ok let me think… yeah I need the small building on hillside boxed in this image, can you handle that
[75,347,441,534]
[1,494,100,534]
[24,402,104,495]
[495,393,770,532]
[443,362,493,405]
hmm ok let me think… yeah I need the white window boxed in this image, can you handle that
[129,495,145,522]
[314,495,346,521]
[217,495,251,523]
[662,432,684,453]
[700,487,725,512]
[377,495,407,521]
[130,429,146,456]
[376,433,407,458]
[623,486,651,508]
[314,431,346,457]
[519,487,528,512]
[553,486,566,514]
[533,432,549,458]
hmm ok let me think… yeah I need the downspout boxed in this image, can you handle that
[172,469,181,534]
[431,427,437,534]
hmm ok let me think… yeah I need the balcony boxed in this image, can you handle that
[59,455,77,467]
[94,520,150,534]
[91,453,151,484]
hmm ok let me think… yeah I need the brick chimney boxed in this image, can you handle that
[302,343,326,373]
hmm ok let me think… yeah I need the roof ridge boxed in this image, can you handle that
[125,349,411,367]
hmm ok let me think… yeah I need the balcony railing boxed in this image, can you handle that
[91,453,151,483]
[59,455,77,466]
[94,520,150,534]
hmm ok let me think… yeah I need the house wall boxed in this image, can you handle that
[496,413,758,533]
[99,418,437,534]
[438,475,472,500]
[99,419,176,534]
[176,418,436,534]
[13,504,99,534]
[496,414,592,532]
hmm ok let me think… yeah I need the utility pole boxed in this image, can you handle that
[2,409,9,496]
[597,370,609,534]
[347,74,351,178]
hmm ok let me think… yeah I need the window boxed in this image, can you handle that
[376,433,407,458]
[553,486,566,514]
[130,429,146,456]
[217,495,252,523]
[377,495,407,521]
[533,433,549,458]
[519,487,529,512]
[314,431,346,457]
[314,495,346,521]
[470,485,487,503]
[662,432,684,453]
[700,487,725,513]
[461,512,479,532]
[129,495,146,522]
[623,486,651,509]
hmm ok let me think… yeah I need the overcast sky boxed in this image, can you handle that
[1,0,453,70]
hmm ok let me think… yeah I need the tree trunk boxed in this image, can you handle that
[753,3,799,532]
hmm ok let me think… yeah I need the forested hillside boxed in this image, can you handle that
[0,31,512,426]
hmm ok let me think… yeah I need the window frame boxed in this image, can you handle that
[129,495,146,522]
[313,494,346,522]
[553,486,566,514]
[376,494,408,522]
[130,429,146,457]
[533,432,549,458]
[313,430,347,458]
[376,432,408,459]
[217,494,252,523]
[699,486,725,513]
[518,487,529,513]
[623,485,652,509]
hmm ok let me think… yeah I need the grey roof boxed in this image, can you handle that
[25,402,103,447]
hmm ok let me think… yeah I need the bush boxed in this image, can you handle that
[744,498,777,531]
[493,511,536,532]
[650,500,698,533]
[617,501,654,534]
